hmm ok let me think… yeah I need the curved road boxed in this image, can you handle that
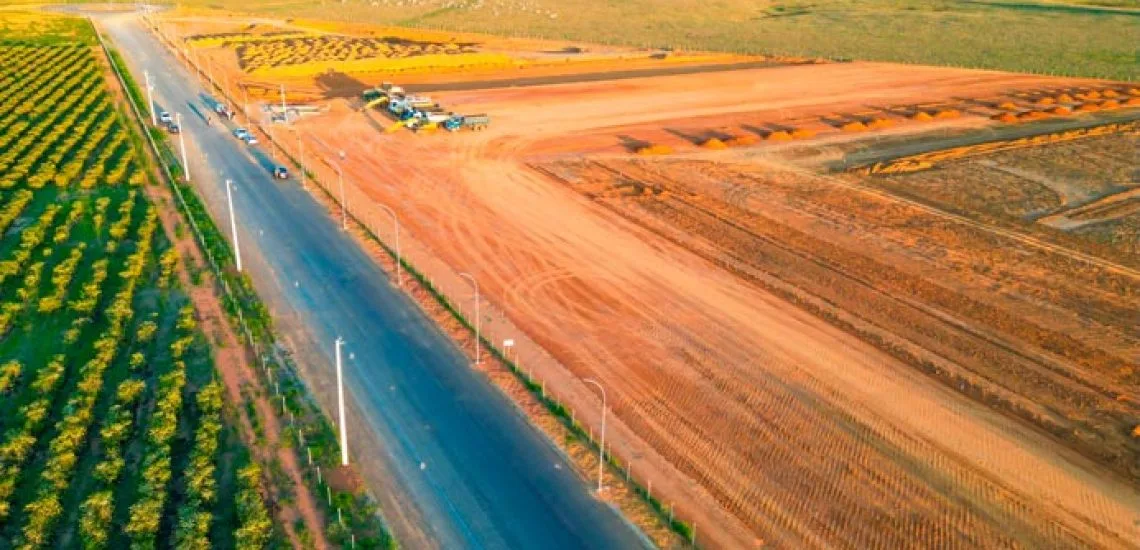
[94,10,648,550]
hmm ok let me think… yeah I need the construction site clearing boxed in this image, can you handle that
[158,10,1140,550]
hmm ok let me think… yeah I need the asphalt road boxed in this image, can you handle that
[95,10,649,550]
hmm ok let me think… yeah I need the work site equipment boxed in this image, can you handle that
[363,81,406,110]
[443,114,491,132]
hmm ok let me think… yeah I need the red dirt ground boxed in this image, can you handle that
[260,60,1140,548]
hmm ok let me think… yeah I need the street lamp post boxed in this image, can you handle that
[335,337,349,466]
[458,272,480,364]
[297,132,306,190]
[177,113,190,181]
[268,123,277,161]
[280,84,288,123]
[242,86,250,124]
[335,162,347,230]
[583,378,607,493]
[144,70,157,126]
[376,203,401,286]
[225,179,243,272]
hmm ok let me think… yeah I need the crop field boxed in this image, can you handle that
[232,35,483,72]
[174,0,1140,80]
[0,17,273,549]
[161,14,773,96]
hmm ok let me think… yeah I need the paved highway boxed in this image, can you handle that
[95,10,648,550]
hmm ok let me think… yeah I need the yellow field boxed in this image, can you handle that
[247,51,516,77]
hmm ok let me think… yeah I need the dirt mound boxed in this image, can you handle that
[1076,102,1100,112]
[997,101,1017,110]
[767,130,792,141]
[1125,97,1140,106]
[1100,99,1120,110]
[1129,88,1140,96]
[1035,97,1055,106]
[911,111,934,121]
[866,118,894,129]
[1049,106,1072,115]
[791,128,816,139]
[725,135,759,147]
[1101,89,1119,98]
[934,109,960,119]
[841,121,867,132]
[993,112,1018,123]
[1057,93,1075,103]
[1018,110,1048,121]
[637,144,674,155]
[701,137,728,149]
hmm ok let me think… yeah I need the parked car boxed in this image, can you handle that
[243,134,258,145]
[273,166,289,179]
[166,121,181,134]
[233,128,250,140]
[158,111,172,124]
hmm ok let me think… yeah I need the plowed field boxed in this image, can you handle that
[277,59,1140,548]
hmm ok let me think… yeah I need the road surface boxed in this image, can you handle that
[94,10,649,550]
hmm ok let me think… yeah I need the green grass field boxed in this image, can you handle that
[175,0,1139,80]
[0,11,274,548]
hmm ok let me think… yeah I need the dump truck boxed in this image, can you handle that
[404,95,434,108]
[443,114,490,132]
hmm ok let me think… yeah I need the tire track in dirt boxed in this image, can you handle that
[544,156,1140,547]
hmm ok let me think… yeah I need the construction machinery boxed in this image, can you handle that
[443,114,491,132]
[364,81,490,133]
[363,81,406,109]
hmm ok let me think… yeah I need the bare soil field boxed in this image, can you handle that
[872,133,1140,261]
[260,58,1140,548]
[160,11,1140,546]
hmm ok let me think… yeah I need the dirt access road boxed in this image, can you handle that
[292,61,1140,548]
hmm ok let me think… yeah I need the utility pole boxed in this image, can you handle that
[226,179,243,272]
[144,70,157,126]
[583,379,607,493]
[177,113,190,181]
[376,203,401,286]
[336,337,349,466]
[458,272,480,364]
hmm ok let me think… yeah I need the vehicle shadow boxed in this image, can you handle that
[198,91,222,111]
[248,147,284,179]
[186,101,207,122]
